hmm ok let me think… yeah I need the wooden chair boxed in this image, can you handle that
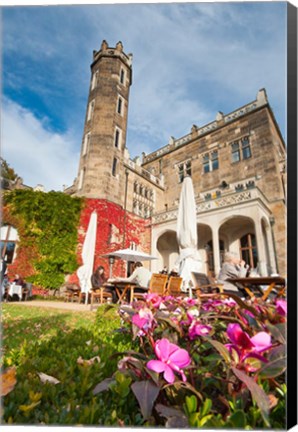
[131,273,168,302]
[191,272,224,297]
[148,273,168,295]
[65,287,81,302]
[90,287,113,310]
[166,276,184,297]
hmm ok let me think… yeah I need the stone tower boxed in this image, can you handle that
[74,40,133,205]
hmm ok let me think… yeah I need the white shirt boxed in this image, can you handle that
[118,267,152,288]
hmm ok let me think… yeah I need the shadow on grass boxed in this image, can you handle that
[2,304,138,426]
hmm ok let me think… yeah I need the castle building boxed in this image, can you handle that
[67,41,287,278]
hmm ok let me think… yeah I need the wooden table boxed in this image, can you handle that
[107,280,138,303]
[227,276,286,300]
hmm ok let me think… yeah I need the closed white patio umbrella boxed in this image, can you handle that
[77,211,97,304]
[176,176,203,293]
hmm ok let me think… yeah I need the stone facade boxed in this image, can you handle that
[69,41,286,278]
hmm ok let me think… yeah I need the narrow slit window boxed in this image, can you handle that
[112,157,118,177]
[120,68,125,84]
[82,133,90,155]
[115,129,120,148]
[117,97,123,114]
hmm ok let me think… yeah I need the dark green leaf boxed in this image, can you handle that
[226,410,247,428]
[131,380,160,420]
[232,367,270,427]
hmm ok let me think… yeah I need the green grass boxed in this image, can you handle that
[1,302,140,425]
[1,303,95,355]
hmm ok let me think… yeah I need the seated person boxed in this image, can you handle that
[13,274,26,287]
[115,262,152,293]
[168,266,180,277]
[217,252,249,297]
[91,265,117,303]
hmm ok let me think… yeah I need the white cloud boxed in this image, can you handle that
[1,98,79,191]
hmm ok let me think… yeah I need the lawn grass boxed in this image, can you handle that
[1,303,95,356]
[1,302,139,425]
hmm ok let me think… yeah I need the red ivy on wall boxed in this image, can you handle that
[68,198,151,284]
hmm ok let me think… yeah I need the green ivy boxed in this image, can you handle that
[4,189,84,289]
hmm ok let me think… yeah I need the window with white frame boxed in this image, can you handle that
[203,150,219,173]
[87,100,95,121]
[91,71,98,90]
[78,168,85,190]
[82,133,90,156]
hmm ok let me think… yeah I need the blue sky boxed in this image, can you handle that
[2,1,288,191]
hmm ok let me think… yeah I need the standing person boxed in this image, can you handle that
[91,265,117,303]
[217,252,249,296]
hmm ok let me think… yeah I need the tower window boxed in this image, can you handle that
[82,133,90,156]
[87,100,95,121]
[117,97,123,115]
[78,168,85,190]
[120,68,125,85]
[112,157,118,177]
[91,71,98,90]
[114,128,121,148]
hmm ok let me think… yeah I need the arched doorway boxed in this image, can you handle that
[156,230,179,272]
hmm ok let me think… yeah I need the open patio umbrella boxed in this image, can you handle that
[77,211,97,304]
[176,176,203,294]
[102,248,157,278]
[103,248,157,262]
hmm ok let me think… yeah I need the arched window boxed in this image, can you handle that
[1,225,19,264]
[240,233,258,268]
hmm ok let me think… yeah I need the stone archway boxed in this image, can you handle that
[156,230,179,272]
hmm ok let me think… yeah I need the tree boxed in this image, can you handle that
[1,158,18,181]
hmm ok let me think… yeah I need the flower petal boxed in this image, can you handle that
[163,365,176,384]
[250,332,271,352]
[169,348,191,368]
[147,360,166,373]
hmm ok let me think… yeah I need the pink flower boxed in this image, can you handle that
[132,308,155,335]
[226,323,272,370]
[189,322,212,340]
[276,299,287,316]
[147,338,191,384]
[145,293,162,308]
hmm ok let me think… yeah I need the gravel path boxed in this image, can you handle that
[3,300,97,312]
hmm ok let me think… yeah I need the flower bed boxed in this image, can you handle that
[94,293,286,428]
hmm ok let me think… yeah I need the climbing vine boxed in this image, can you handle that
[3,189,84,289]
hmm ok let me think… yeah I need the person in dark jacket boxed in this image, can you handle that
[91,266,117,303]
